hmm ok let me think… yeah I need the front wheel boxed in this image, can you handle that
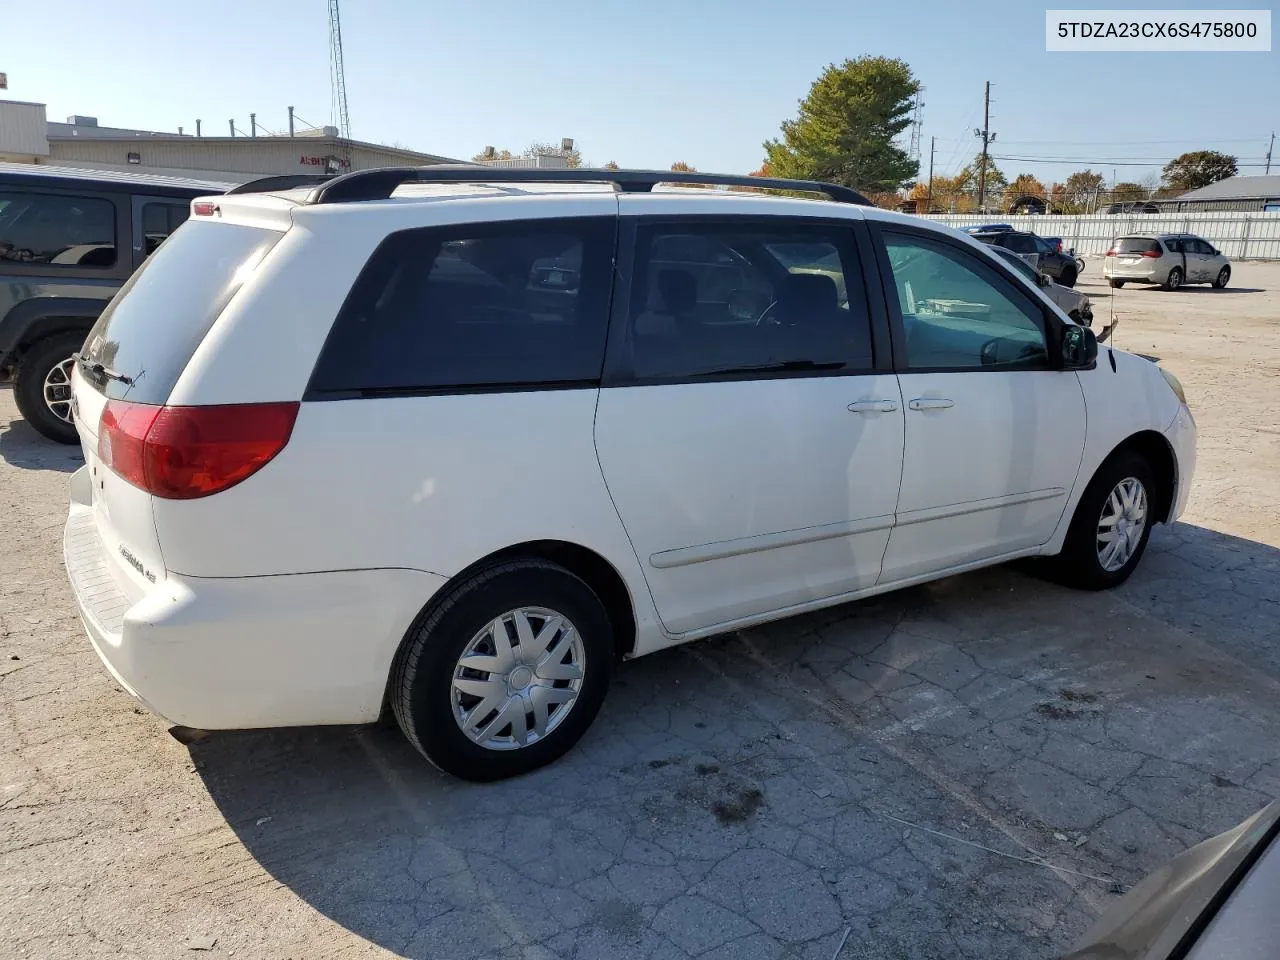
[1213,266,1230,289]
[13,332,85,444]
[390,558,614,781]
[1108,279,1125,289]
[1052,452,1156,590]
[1164,267,1183,291]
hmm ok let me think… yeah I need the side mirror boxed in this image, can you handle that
[1038,273,1053,287]
[1061,324,1098,368]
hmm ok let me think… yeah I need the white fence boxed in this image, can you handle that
[924,212,1280,261]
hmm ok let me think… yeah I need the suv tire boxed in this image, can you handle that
[1059,266,1077,288]
[391,558,614,781]
[1108,279,1125,289]
[1164,267,1183,291]
[13,332,85,445]
[1052,451,1156,590]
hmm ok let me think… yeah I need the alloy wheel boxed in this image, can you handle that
[1096,477,1147,572]
[42,356,76,424]
[451,606,585,751]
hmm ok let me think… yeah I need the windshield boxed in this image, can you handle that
[80,220,282,403]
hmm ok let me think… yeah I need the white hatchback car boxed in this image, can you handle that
[64,167,1196,781]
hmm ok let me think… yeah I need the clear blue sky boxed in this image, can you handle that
[3,0,1276,186]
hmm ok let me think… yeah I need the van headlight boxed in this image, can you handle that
[1160,367,1187,406]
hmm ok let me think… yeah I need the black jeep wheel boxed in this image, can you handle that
[13,332,85,444]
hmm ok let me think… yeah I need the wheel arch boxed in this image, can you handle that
[1099,430,1178,524]
[379,540,639,723]
[0,298,103,369]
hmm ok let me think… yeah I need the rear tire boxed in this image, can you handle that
[1213,266,1230,289]
[13,332,85,445]
[1052,452,1157,590]
[391,558,614,781]
[1108,279,1125,289]
[1164,267,1183,291]
[1059,266,1077,288]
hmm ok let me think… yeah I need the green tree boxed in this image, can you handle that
[956,153,1007,206]
[763,56,920,193]
[1161,150,1238,192]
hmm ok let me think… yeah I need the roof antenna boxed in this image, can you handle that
[1104,260,1119,371]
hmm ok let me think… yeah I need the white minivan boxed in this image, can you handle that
[64,168,1196,780]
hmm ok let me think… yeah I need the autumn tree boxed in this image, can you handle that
[602,160,621,170]
[471,147,515,162]
[1003,173,1048,212]
[1162,150,1237,192]
[763,56,920,194]
[1057,170,1106,212]
[667,161,708,188]
[1111,181,1149,202]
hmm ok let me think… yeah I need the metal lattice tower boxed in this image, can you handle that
[907,90,924,163]
[328,0,351,149]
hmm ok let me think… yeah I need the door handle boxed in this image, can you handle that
[847,399,899,414]
[908,397,955,411]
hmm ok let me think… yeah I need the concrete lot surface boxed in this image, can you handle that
[2,262,1278,959]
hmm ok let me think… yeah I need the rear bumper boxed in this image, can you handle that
[64,466,447,729]
[1102,260,1162,281]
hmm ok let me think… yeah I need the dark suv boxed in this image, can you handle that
[969,228,1080,287]
[0,163,232,442]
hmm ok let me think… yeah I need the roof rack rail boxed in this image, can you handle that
[226,174,335,195]
[306,165,871,206]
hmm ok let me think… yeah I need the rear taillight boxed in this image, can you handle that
[1105,248,1116,256]
[99,400,298,499]
[1141,248,1161,258]
[1055,240,1063,253]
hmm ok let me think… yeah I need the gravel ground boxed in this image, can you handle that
[1,262,1277,960]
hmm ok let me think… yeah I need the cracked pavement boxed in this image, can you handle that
[2,263,1278,959]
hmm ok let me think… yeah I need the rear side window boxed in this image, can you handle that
[623,219,873,381]
[1002,234,1038,254]
[308,217,615,395]
[80,221,282,403]
[0,191,116,267]
[140,202,191,257]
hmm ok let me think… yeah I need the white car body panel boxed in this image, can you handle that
[595,375,905,637]
[62,181,1196,734]
[882,370,1086,581]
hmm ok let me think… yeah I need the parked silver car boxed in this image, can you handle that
[1103,232,1231,291]
[986,243,1095,325]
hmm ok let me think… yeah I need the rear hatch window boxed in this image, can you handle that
[79,219,282,403]
[1115,237,1161,255]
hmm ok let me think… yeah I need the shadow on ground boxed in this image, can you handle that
[0,412,83,473]
[191,522,1280,960]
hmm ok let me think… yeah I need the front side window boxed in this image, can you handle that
[0,191,116,267]
[884,232,1048,370]
[140,202,191,257]
[309,217,615,394]
[625,220,873,380]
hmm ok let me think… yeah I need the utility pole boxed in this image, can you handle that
[250,113,257,137]
[974,81,996,213]
[926,136,936,213]
[1266,132,1275,175]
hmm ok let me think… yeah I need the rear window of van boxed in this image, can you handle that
[80,220,282,403]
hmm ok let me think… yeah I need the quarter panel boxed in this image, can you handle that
[150,391,664,644]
